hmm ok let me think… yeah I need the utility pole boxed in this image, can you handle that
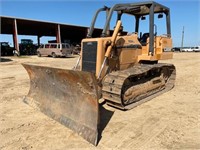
[181,26,184,51]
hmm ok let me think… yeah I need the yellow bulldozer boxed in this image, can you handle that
[22,1,176,146]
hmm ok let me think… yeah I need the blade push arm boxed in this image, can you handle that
[97,20,122,79]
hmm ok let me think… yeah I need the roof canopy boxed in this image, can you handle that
[114,1,169,16]
[0,16,104,43]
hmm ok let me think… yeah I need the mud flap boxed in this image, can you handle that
[22,63,99,145]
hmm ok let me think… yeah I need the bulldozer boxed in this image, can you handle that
[22,1,176,146]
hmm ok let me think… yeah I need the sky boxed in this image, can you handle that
[0,0,200,47]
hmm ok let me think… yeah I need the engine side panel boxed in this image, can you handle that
[81,33,142,77]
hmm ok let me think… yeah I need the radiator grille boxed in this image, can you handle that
[82,41,97,73]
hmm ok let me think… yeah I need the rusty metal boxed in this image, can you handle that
[102,63,176,110]
[13,19,19,53]
[123,75,166,101]
[56,24,61,43]
[22,63,99,145]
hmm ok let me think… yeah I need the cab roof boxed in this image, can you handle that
[112,1,169,16]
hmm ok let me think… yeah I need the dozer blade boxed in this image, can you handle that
[22,63,99,145]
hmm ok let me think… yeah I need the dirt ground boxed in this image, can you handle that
[0,53,200,150]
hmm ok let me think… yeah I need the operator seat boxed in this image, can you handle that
[140,33,149,46]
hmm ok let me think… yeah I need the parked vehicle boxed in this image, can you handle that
[192,46,200,52]
[19,39,37,55]
[37,43,73,58]
[0,42,15,56]
[171,47,181,52]
[181,47,193,52]
[72,44,81,55]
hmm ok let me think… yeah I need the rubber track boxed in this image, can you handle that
[102,63,176,110]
